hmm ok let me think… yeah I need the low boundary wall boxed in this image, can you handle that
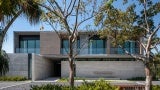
[32,54,54,81]
[6,53,29,78]
[61,61,145,79]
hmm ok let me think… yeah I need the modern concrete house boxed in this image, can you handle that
[7,31,145,81]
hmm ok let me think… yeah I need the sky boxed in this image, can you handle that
[2,0,160,53]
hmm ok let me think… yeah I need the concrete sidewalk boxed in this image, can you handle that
[1,79,160,90]
[0,81,31,90]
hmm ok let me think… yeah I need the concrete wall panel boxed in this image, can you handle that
[6,53,29,78]
[32,54,54,81]
[40,32,60,55]
[61,61,145,79]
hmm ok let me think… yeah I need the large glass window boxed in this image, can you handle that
[18,35,40,54]
[117,41,139,54]
[89,35,106,54]
[61,39,69,54]
[61,39,80,54]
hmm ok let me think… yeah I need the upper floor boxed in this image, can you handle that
[14,31,142,55]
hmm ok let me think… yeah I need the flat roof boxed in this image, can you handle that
[14,31,40,35]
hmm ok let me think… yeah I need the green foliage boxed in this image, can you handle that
[0,0,42,25]
[58,77,69,82]
[127,77,158,81]
[31,80,119,90]
[31,84,74,90]
[78,79,119,90]
[151,53,160,79]
[127,77,146,81]
[95,0,160,46]
[0,50,9,76]
[152,85,160,90]
[58,77,85,82]
[95,2,142,45]
[0,76,27,81]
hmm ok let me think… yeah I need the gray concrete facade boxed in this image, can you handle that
[6,53,29,78]
[32,54,54,81]
[11,31,145,80]
[61,61,145,79]
[40,32,60,55]
[14,31,40,53]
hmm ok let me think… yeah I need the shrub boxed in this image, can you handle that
[78,79,119,90]
[127,77,146,81]
[128,77,158,81]
[0,76,27,81]
[31,84,74,90]
[31,79,119,90]
[0,50,9,75]
[58,77,85,82]
[152,85,160,90]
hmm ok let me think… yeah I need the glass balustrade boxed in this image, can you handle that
[60,48,106,55]
[16,48,40,54]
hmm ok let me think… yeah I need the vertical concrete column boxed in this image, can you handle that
[13,32,19,53]
[32,53,35,81]
[80,34,89,54]
[107,36,111,54]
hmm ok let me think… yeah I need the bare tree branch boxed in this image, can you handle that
[143,0,150,33]
[151,24,160,38]
[146,24,160,52]
[118,45,145,61]
[137,40,146,52]
[0,10,23,50]
[47,0,56,11]
[140,25,149,33]
[77,15,94,28]
[3,10,23,35]
[35,2,63,19]
[63,0,67,13]
[72,0,81,41]
[151,40,160,49]
[66,0,77,17]
[54,1,65,17]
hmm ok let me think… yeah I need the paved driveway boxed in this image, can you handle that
[0,81,31,90]
[1,80,160,90]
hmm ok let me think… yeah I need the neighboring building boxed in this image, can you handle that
[7,31,145,81]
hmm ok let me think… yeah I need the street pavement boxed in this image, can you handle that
[1,79,160,90]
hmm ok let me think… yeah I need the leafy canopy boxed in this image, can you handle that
[95,0,160,46]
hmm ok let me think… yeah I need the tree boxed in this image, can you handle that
[152,53,160,79]
[0,0,42,75]
[0,0,42,51]
[95,0,160,90]
[33,0,100,87]
[0,50,9,75]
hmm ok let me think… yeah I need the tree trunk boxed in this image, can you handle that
[69,60,74,87]
[0,34,4,51]
[68,36,75,87]
[0,10,22,52]
[145,64,152,90]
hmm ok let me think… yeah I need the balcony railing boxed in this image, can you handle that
[60,48,106,55]
[61,48,140,55]
[15,48,40,54]
[110,48,139,54]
